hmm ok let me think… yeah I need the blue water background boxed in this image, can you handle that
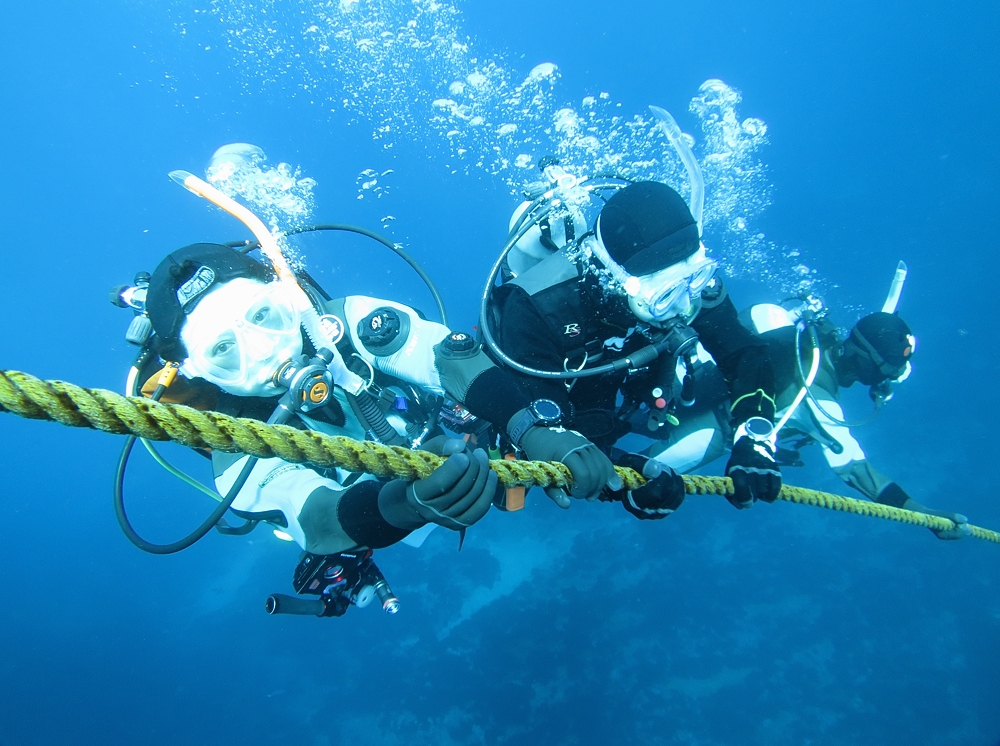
[1,1,998,744]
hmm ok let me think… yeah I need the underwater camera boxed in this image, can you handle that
[265,550,399,619]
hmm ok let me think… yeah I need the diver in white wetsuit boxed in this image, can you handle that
[648,288,970,540]
[739,300,969,539]
[137,241,617,551]
[112,232,620,618]
[110,153,621,618]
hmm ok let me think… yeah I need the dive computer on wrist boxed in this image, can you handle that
[508,398,563,448]
[734,416,776,446]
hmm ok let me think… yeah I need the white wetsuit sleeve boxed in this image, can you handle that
[804,397,867,469]
[781,395,891,501]
[749,303,795,334]
[214,454,376,549]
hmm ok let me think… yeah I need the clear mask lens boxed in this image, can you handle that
[635,258,718,323]
[649,282,689,317]
[181,279,302,394]
[243,292,299,333]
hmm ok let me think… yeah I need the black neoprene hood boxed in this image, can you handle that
[146,243,273,361]
[852,312,913,369]
[597,181,700,275]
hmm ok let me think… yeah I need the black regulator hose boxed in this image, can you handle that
[113,384,260,555]
[478,177,669,380]
[228,223,448,326]
[347,391,408,447]
[794,324,882,429]
[479,284,673,381]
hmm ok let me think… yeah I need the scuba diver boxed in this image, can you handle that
[110,155,621,619]
[482,158,782,514]
[586,252,970,540]
[736,282,971,540]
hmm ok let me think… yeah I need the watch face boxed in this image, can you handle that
[745,416,774,440]
[532,399,562,421]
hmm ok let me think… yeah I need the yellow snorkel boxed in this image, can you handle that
[168,170,365,395]
[169,170,300,282]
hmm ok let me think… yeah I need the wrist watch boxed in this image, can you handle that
[508,399,563,448]
[734,416,776,446]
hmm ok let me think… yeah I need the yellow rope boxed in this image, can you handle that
[1,369,996,544]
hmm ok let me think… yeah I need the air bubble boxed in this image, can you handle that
[181,1,814,294]
[203,143,315,249]
[526,63,557,82]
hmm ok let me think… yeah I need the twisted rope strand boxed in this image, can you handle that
[2,369,995,544]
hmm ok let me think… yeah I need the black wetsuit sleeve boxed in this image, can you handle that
[336,481,412,548]
[693,294,776,426]
[463,366,534,429]
[493,286,574,411]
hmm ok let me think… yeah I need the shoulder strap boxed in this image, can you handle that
[509,249,582,296]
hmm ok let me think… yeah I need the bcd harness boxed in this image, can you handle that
[492,256,708,436]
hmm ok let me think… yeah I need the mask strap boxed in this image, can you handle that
[851,328,900,378]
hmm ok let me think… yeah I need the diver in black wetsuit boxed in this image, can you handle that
[486,180,782,516]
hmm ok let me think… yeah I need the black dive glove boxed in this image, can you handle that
[725,432,782,509]
[405,438,499,530]
[879,483,971,541]
[605,454,685,520]
[517,423,622,507]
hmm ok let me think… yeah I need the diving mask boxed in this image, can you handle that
[180,277,303,397]
[588,235,717,325]
[625,255,718,325]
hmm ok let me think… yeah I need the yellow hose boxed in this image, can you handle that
[168,170,296,283]
[1,369,996,544]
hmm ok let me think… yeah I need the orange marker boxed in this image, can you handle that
[503,453,526,511]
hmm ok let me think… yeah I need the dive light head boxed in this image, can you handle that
[374,578,400,615]
[110,271,150,311]
[110,272,153,346]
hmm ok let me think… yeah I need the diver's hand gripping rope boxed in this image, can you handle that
[1,369,996,544]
